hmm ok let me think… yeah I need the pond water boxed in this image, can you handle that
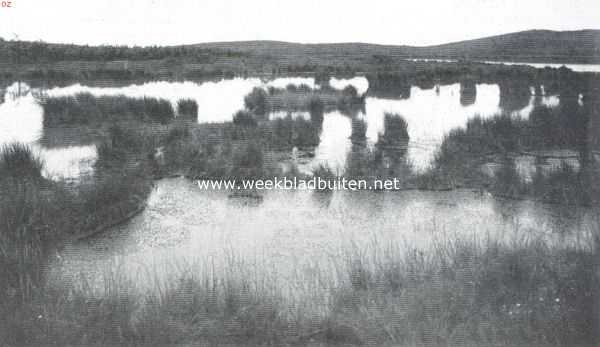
[1,74,593,295]
[308,83,559,173]
[55,177,597,292]
[407,58,600,73]
[0,76,564,178]
[482,60,600,73]
[0,83,97,180]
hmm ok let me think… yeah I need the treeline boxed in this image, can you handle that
[0,38,245,64]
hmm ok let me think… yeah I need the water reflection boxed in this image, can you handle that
[330,77,369,95]
[459,80,477,106]
[364,84,504,171]
[43,145,97,180]
[311,111,351,172]
[498,81,532,112]
[482,61,600,73]
[407,59,600,73]
[45,78,263,123]
[0,83,97,180]
[1,76,569,177]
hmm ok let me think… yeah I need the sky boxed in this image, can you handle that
[0,0,599,46]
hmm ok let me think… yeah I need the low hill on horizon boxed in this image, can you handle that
[1,29,599,65]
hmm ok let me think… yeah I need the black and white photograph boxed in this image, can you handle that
[1,1,599,346]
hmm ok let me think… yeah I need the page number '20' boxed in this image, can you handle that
[1,1,12,7]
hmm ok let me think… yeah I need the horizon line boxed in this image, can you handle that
[1,28,599,49]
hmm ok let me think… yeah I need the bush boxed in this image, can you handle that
[231,142,263,178]
[268,115,320,149]
[233,110,257,127]
[95,125,146,169]
[376,113,409,149]
[244,87,269,116]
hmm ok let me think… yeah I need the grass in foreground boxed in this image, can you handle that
[1,233,598,347]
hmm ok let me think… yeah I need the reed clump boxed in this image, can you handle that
[42,93,175,126]
[0,143,44,181]
[176,98,198,119]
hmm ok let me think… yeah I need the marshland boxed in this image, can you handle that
[1,36,600,347]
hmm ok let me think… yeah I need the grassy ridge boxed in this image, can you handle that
[0,126,156,320]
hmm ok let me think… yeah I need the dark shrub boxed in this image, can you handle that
[377,113,409,147]
[0,143,44,181]
[231,142,263,178]
[233,110,257,127]
[342,85,358,98]
[350,118,367,144]
[244,87,269,116]
[177,99,198,118]
[308,97,325,126]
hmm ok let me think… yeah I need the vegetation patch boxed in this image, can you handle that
[42,93,175,126]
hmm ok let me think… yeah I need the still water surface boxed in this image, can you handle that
[407,58,600,73]
[0,76,562,177]
[55,177,596,292]
[0,75,591,291]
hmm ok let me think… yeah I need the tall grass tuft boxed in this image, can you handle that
[244,87,270,116]
[350,118,367,144]
[233,110,257,127]
[0,143,44,181]
[267,115,320,150]
[176,98,198,119]
[308,97,325,127]
[382,112,409,140]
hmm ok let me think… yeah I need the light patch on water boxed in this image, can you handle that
[483,150,581,183]
[2,78,566,178]
[482,61,600,73]
[269,111,310,120]
[42,145,97,181]
[265,77,316,89]
[407,58,457,63]
[312,111,351,173]
[329,77,369,95]
[44,77,330,123]
[46,78,264,123]
[514,95,562,119]
[0,84,97,181]
[364,83,502,172]
[0,85,43,144]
